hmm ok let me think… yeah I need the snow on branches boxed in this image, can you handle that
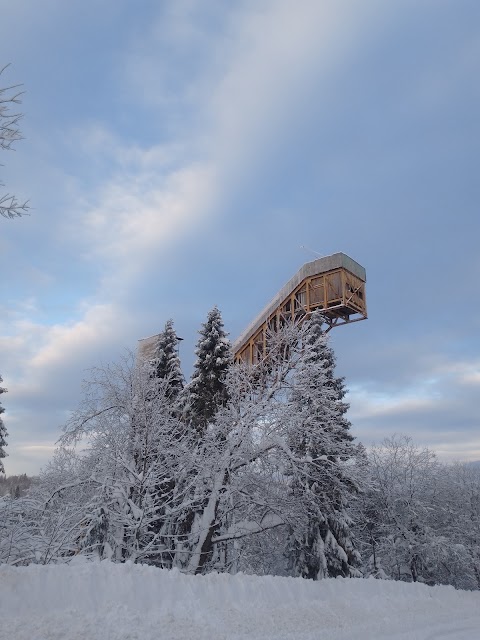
[2,310,478,591]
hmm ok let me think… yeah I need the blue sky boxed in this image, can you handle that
[1,0,479,475]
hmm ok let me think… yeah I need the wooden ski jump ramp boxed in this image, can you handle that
[233,252,367,364]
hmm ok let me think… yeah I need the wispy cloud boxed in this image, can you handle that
[68,0,393,280]
[347,355,480,460]
[83,161,216,269]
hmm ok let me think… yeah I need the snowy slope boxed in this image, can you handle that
[1,561,479,640]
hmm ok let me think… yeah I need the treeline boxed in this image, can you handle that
[0,309,478,590]
[0,474,34,498]
[354,436,480,590]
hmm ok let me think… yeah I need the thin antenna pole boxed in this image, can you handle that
[299,245,323,259]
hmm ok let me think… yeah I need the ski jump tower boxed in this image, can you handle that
[233,252,367,365]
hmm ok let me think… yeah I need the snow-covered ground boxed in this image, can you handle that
[1,561,479,640]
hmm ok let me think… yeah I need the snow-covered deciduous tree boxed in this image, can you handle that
[435,462,480,590]
[180,360,289,575]
[0,448,89,565]
[0,376,8,473]
[57,354,196,565]
[353,437,480,590]
[0,495,39,565]
[1,65,29,218]
[182,306,232,436]
[355,436,451,585]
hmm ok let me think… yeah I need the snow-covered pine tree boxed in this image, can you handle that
[183,307,232,436]
[0,376,8,474]
[286,311,361,579]
[150,319,184,400]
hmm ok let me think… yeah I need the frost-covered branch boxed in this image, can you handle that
[0,65,29,218]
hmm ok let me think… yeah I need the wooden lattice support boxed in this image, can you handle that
[233,253,367,364]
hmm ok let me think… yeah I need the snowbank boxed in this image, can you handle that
[1,561,479,639]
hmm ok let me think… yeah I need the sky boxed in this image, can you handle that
[1,0,479,475]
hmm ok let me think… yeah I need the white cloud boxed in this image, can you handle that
[83,162,216,269]
[29,303,124,370]
[436,360,480,387]
[1,300,136,407]
[348,389,438,421]
[1,300,137,475]
[347,357,480,463]
[17,444,56,453]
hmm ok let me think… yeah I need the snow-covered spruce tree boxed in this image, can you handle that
[285,312,361,579]
[146,319,185,563]
[183,306,232,436]
[0,376,8,473]
[174,308,232,569]
[150,319,184,401]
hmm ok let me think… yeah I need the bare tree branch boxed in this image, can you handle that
[0,64,29,219]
